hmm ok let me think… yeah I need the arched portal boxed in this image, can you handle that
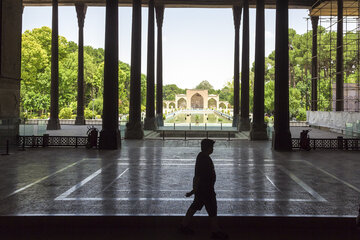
[177,98,187,109]
[191,93,204,109]
[169,102,175,109]
[219,103,226,109]
[208,98,217,109]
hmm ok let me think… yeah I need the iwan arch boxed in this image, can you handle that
[0,0,356,151]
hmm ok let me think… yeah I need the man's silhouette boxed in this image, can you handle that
[180,139,228,239]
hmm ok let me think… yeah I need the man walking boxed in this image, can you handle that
[180,139,228,239]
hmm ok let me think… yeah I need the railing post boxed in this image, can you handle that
[162,130,165,141]
[174,123,175,130]
[75,137,78,148]
[228,132,230,141]
[190,123,191,130]
[337,136,343,150]
[205,123,207,130]
[221,122,223,130]
[185,131,187,141]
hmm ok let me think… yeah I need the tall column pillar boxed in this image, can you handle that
[144,0,157,130]
[336,0,344,111]
[240,0,250,131]
[125,0,144,139]
[311,16,319,111]
[250,0,267,140]
[155,5,164,127]
[99,0,121,149]
[75,3,87,125]
[273,0,292,151]
[47,0,61,130]
[232,5,242,129]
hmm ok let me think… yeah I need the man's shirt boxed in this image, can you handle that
[194,151,216,196]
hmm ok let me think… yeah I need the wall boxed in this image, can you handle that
[307,111,360,132]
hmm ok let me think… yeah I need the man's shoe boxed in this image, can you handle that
[179,225,195,235]
[211,231,229,239]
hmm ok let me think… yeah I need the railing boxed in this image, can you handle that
[291,137,360,150]
[24,119,128,125]
[159,130,237,141]
[18,135,93,148]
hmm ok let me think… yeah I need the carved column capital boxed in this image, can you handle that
[155,5,164,28]
[75,3,87,28]
[232,5,242,29]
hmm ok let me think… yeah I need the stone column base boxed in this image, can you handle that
[156,114,164,127]
[239,117,251,131]
[232,114,240,128]
[99,129,121,149]
[75,116,85,125]
[125,121,144,139]
[47,118,61,130]
[144,117,157,130]
[249,122,268,140]
[273,130,292,151]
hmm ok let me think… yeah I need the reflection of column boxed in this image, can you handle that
[156,5,164,127]
[250,0,267,140]
[240,0,250,131]
[125,0,144,139]
[273,0,292,151]
[232,5,242,129]
[75,3,87,125]
[311,16,319,111]
[47,0,61,130]
[144,0,156,130]
[99,0,121,149]
[336,0,344,111]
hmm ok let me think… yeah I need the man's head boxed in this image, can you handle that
[201,139,215,155]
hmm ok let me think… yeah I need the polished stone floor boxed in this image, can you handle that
[0,139,359,217]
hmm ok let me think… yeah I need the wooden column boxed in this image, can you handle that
[47,0,60,130]
[144,0,157,130]
[311,16,319,111]
[273,0,292,151]
[99,0,121,149]
[75,3,87,125]
[336,0,344,111]
[155,5,164,127]
[125,0,144,139]
[250,0,267,140]
[240,0,250,131]
[232,5,242,129]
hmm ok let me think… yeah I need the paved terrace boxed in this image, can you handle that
[0,139,359,239]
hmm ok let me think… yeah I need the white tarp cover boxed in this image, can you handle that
[307,111,360,131]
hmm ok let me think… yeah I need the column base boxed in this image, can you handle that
[156,114,164,127]
[144,116,157,130]
[232,114,240,129]
[99,129,121,149]
[46,118,61,130]
[249,122,268,140]
[273,129,292,151]
[75,116,85,125]
[125,121,144,139]
[239,117,251,131]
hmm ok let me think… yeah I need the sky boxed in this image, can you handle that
[22,6,310,90]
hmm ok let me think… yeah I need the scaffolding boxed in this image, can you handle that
[308,0,360,112]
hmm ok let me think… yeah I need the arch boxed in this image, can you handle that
[219,103,226,109]
[208,98,217,109]
[177,98,187,109]
[191,93,204,109]
[169,102,175,109]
